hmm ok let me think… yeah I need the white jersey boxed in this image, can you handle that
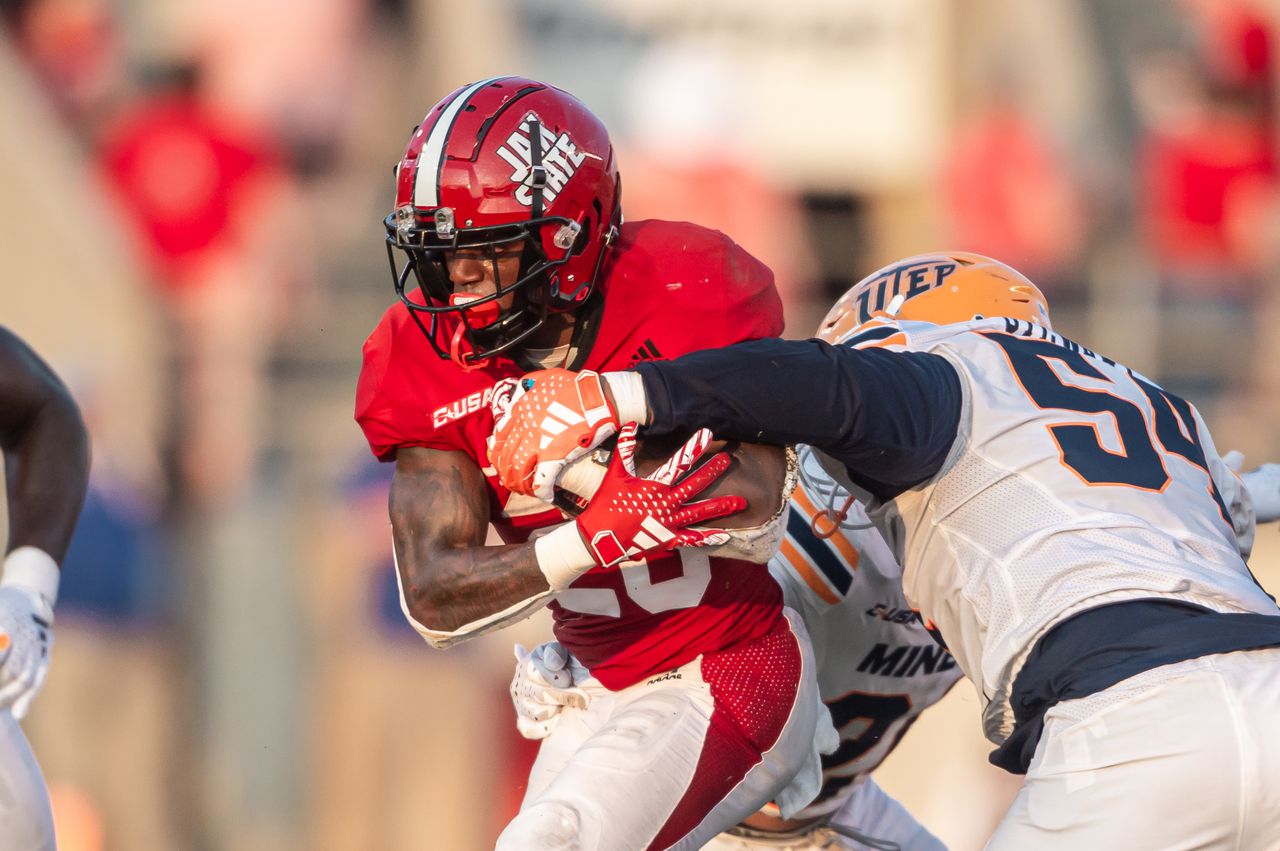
[824,317,1275,744]
[766,448,961,820]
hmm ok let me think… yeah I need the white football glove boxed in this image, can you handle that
[510,641,589,740]
[1224,450,1280,525]
[0,549,58,720]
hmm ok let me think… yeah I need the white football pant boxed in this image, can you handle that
[0,710,54,851]
[497,609,829,851]
[988,646,1280,849]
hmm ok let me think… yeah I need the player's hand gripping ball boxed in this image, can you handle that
[574,423,744,567]
[488,369,620,500]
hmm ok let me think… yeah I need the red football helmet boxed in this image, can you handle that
[385,77,621,367]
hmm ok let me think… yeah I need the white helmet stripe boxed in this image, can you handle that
[414,77,507,209]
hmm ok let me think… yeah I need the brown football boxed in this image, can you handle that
[626,435,788,529]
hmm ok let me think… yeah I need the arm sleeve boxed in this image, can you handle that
[634,338,963,501]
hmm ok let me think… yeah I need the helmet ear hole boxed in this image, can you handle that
[972,313,985,320]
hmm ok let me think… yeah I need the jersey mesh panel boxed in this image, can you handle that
[928,451,1074,636]
[700,625,801,748]
[930,451,1247,621]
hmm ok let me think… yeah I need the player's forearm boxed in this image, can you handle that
[634,339,860,446]
[394,540,552,633]
[3,381,90,562]
[628,338,963,498]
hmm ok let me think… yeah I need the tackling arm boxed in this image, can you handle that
[633,339,963,501]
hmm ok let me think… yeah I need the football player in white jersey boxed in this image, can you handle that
[491,253,1280,848]
[0,326,90,851]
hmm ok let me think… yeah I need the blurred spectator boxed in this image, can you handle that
[1137,64,1276,297]
[98,64,312,505]
[1127,1,1280,407]
[941,79,1088,299]
[1136,1,1277,298]
[98,65,285,295]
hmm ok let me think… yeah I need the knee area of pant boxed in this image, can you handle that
[497,799,590,850]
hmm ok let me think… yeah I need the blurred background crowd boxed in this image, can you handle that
[1,0,1279,848]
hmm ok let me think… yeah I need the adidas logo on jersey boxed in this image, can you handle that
[628,339,663,365]
[496,112,587,209]
[856,642,956,679]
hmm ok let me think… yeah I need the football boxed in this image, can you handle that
[557,434,788,529]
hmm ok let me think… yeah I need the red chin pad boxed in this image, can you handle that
[449,292,501,327]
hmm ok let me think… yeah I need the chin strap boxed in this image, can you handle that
[450,323,484,372]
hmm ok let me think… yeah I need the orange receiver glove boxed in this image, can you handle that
[489,368,620,500]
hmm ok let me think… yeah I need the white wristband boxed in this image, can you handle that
[534,523,597,591]
[2,546,60,606]
[603,371,650,426]
[557,453,607,499]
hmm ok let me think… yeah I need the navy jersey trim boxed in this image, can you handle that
[786,510,853,595]
[841,325,899,347]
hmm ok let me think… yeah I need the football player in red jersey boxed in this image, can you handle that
[0,326,91,848]
[354,77,831,849]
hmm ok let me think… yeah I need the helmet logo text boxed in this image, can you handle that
[496,112,587,209]
[851,261,957,325]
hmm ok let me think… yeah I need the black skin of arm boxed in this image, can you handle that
[389,446,552,633]
[0,326,90,562]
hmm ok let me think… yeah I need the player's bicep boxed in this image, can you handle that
[389,446,490,558]
[821,346,964,497]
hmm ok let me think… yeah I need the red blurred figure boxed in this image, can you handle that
[1139,0,1278,294]
[97,68,304,504]
[942,95,1086,288]
[98,73,285,294]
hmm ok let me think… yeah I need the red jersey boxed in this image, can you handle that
[355,219,786,689]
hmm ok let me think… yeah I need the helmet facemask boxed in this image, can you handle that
[385,211,584,369]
